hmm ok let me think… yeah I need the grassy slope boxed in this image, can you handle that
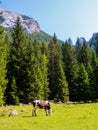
[5,27,64,44]
[31,31,63,44]
[0,103,98,130]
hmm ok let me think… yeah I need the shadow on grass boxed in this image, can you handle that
[22,115,32,118]
[22,115,38,118]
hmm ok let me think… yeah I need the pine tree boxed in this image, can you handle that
[75,37,82,63]
[77,64,90,102]
[93,37,98,100]
[81,41,91,67]
[93,64,98,100]
[41,42,49,99]
[90,50,98,100]
[41,53,49,99]
[5,76,19,105]
[19,35,34,103]
[0,26,7,105]
[5,17,27,104]
[76,38,91,66]
[76,39,92,101]
[28,40,44,99]
[48,34,69,102]
[62,41,78,101]
[23,37,49,101]
[56,62,69,102]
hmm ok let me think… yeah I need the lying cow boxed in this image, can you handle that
[32,100,52,116]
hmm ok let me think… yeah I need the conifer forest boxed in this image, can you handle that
[0,17,98,105]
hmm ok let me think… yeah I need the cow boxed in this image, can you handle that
[32,100,52,116]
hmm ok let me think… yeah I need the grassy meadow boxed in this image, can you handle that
[0,102,98,130]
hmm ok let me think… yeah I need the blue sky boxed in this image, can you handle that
[1,0,98,43]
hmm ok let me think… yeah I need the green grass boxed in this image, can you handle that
[0,103,98,130]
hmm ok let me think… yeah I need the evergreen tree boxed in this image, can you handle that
[75,37,82,63]
[76,38,91,66]
[49,34,69,102]
[5,76,19,105]
[56,62,69,102]
[5,17,27,104]
[76,39,92,100]
[93,64,98,100]
[41,42,49,99]
[81,41,91,67]
[41,53,49,99]
[92,37,98,100]
[68,37,73,45]
[0,26,7,105]
[77,64,90,102]
[20,35,34,102]
[62,41,78,101]
[90,50,98,100]
[28,40,44,99]
[23,37,49,101]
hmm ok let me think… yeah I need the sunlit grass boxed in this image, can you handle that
[0,103,98,130]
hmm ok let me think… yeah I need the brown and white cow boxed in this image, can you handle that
[32,100,52,116]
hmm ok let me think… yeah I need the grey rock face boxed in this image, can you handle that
[0,8,41,33]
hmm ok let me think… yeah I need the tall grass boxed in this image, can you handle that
[0,103,98,130]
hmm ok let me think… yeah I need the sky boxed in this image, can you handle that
[1,0,98,43]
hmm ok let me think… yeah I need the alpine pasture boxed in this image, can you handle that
[0,103,98,130]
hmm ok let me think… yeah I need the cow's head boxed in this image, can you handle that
[32,100,40,107]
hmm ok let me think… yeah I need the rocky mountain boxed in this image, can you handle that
[0,8,40,33]
[0,8,63,44]
[89,33,98,49]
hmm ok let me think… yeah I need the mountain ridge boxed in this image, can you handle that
[0,8,64,44]
[0,8,40,33]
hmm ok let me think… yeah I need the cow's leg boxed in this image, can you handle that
[46,109,49,116]
[45,102,52,116]
[49,108,52,116]
[32,107,37,116]
[45,109,52,116]
[44,107,48,116]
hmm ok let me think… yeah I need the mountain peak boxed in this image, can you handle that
[0,8,41,33]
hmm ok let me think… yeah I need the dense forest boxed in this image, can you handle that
[0,17,98,105]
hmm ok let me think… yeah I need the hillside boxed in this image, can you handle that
[0,8,63,44]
